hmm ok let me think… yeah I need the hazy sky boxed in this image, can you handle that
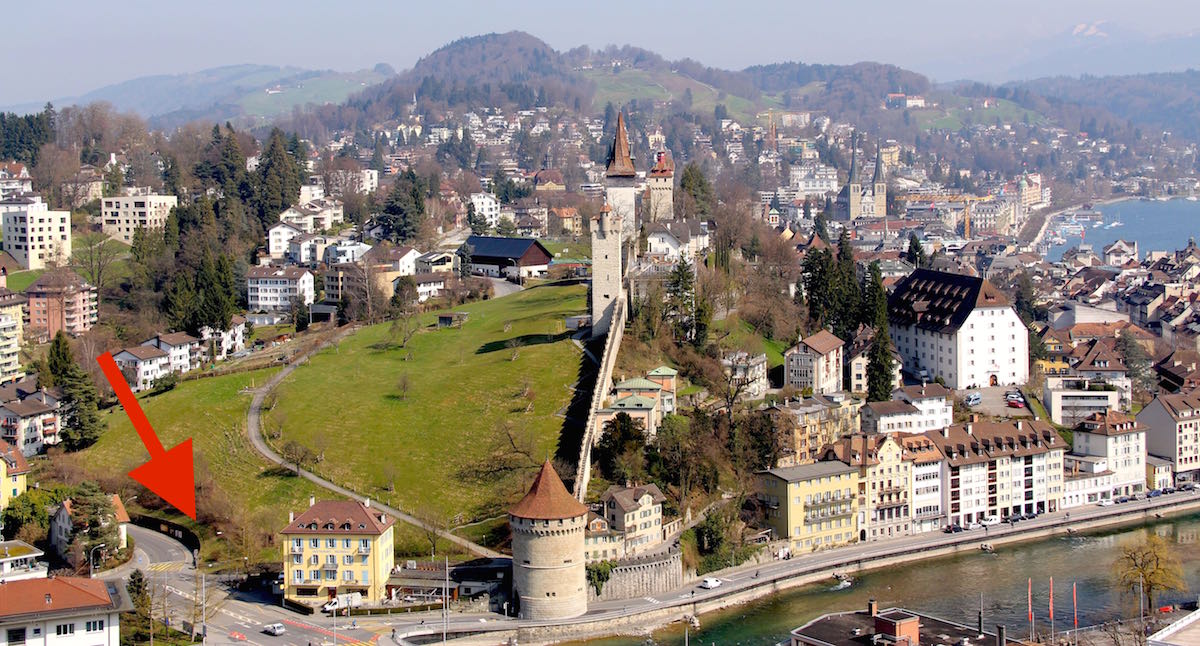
[4,0,1199,105]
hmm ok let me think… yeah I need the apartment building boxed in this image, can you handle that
[0,577,129,646]
[758,461,860,553]
[784,330,845,394]
[470,192,502,228]
[267,222,303,258]
[280,499,395,605]
[199,315,246,361]
[897,433,946,533]
[766,393,862,466]
[1,440,30,510]
[99,190,177,243]
[1042,375,1122,426]
[247,266,314,314]
[25,269,98,339]
[823,434,912,541]
[110,346,170,393]
[141,332,201,374]
[0,196,71,270]
[0,377,62,457]
[598,484,667,557]
[1070,410,1146,497]
[889,269,1028,389]
[923,419,1066,526]
[0,315,20,384]
[1137,391,1200,485]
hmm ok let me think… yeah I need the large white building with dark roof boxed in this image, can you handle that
[888,268,1028,390]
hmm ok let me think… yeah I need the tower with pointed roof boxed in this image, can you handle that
[836,132,886,222]
[509,461,588,620]
[605,112,638,242]
[591,202,624,338]
[647,150,674,222]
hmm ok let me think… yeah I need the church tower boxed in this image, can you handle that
[605,112,638,241]
[647,150,674,222]
[842,130,862,220]
[871,139,887,218]
[590,202,623,338]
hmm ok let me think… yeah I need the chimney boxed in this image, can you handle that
[45,593,52,605]
[966,423,973,436]
[942,428,949,438]
[996,625,1006,646]
[1015,421,1022,431]
[288,511,294,523]
[0,267,7,290]
[309,495,315,507]
[364,498,371,508]
[970,414,979,423]
[868,598,878,617]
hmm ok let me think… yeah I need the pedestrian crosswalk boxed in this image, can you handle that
[149,561,187,572]
[643,597,661,605]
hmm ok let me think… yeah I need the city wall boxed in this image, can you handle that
[587,550,688,603]
[572,297,625,500]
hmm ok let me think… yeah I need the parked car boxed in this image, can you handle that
[980,516,1000,526]
[1004,515,1021,524]
[1097,499,1114,507]
[1147,489,1163,498]
[263,624,286,636]
[1007,400,1026,408]
[1005,392,1023,401]
[700,577,722,589]
[1116,496,1131,504]
[967,522,983,530]
[1129,493,1142,501]
[1181,483,1196,492]
[965,392,982,406]
[1164,487,1177,494]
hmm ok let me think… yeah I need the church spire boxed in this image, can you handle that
[606,112,636,178]
[872,138,884,185]
[848,131,859,184]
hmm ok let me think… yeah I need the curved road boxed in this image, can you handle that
[245,327,503,559]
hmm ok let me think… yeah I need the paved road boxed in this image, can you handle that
[486,276,523,298]
[244,327,503,560]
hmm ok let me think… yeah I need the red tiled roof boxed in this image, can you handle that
[0,577,116,620]
[281,500,394,535]
[605,113,636,178]
[800,330,844,355]
[509,461,587,520]
[0,439,30,475]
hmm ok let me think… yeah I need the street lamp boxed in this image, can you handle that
[89,543,107,578]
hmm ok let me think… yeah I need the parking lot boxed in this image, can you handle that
[965,386,1035,419]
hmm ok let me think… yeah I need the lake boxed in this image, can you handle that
[1047,198,1200,262]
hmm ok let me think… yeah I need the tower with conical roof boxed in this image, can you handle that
[591,202,623,338]
[605,112,638,241]
[509,460,589,620]
[647,150,674,222]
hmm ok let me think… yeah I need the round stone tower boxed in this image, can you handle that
[509,460,588,620]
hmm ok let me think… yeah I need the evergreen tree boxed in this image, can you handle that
[381,169,426,242]
[370,139,386,172]
[906,233,927,268]
[867,327,896,402]
[813,212,829,242]
[292,298,310,332]
[60,364,103,451]
[832,230,861,342]
[47,331,75,384]
[678,163,713,217]
[861,260,889,330]
[256,128,302,226]
[164,274,200,334]
[466,202,488,235]
[456,243,473,279]
[496,218,517,237]
[666,256,696,343]
[802,247,834,327]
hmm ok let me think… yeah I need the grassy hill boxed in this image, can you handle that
[582,67,775,123]
[265,284,588,524]
[235,69,391,118]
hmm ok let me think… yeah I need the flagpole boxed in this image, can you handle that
[1028,578,1034,642]
[1049,576,1055,645]
[1073,581,1078,646]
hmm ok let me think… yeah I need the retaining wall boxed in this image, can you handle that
[573,297,626,500]
[588,550,686,603]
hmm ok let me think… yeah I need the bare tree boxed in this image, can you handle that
[71,231,122,292]
[413,506,448,558]
[381,463,397,493]
[396,374,411,401]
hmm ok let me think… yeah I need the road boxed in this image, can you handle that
[486,276,523,298]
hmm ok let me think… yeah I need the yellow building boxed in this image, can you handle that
[1033,324,1072,377]
[758,461,859,552]
[823,434,913,541]
[0,440,30,510]
[280,499,395,605]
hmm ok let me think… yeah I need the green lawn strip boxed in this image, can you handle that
[267,285,587,524]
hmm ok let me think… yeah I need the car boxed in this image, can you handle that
[1164,487,1177,494]
[980,516,1000,526]
[1007,400,1026,408]
[1181,483,1196,492]
[1097,499,1114,507]
[263,624,286,636]
[1116,496,1131,504]
[967,522,983,530]
[1147,489,1162,498]
[1005,392,1023,401]
[1129,493,1142,501]
[1004,515,1021,524]
[965,392,982,406]
[700,577,722,589]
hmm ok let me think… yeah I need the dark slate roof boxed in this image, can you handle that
[464,236,551,262]
[888,268,1010,334]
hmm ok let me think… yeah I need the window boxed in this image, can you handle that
[309,539,318,548]
[361,570,369,582]
[86,620,105,632]
[56,624,75,636]
[7,629,26,645]
[343,539,351,549]
[343,555,353,565]
[326,539,336,548]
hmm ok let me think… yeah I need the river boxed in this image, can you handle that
[583,513,1200,646]
[1047,198,1200,262]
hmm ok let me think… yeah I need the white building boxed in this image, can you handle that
[784,331,844,394]
[247,266,314,315]
[898,433,946,533]
[111,346,171,392]
[889,269,1028,390]
[1043,376,1122,426]
[267,222,304,259]
[49,495,130,564]
[1070,410,1146,497]
[644,220,710,263]
[1137,391,1200,485]
[923,419,1066,525]
[470,193,502,228]
[0,196,71,270]
[324,241,373,265]
[789,163,840,198]
[721,351,769,399]
[0,315,20,385]
[199,315,246,361]
[140,332,201,375]
[0,540,47,582]
[893,383,954,433]
[0,576,129,646]
[0,396,60,458]
[1061,455,1117,508]
[411,273,446,303]
[279,198,344,233]
[99,190,177,243]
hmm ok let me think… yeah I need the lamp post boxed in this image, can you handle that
[89,543,107,578]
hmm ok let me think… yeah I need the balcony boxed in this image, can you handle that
[289,545,304,554]
[322,561,339,570]
[357,546,371,554]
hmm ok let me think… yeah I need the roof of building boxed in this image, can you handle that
[1070,338,1127,373]
[822,433,894,467]
[0,539,41,560]
[149,332,200,347]
[280,500,395,535]
[607,395,657,410]
[26,268,93,294]
[1,398,55,417]
[888,268,1010,334]
[509,460,587,520]
[247,265,310,280]
[464,235,552,263]
[865,400,919,417]
[0,577,123,621]
[605,113,636,178]
[649,150,674,177]
[600,483,667,512]
[1148,391,1200,422]
[613,377,662,391]
[796,330,844,355]
[533,169,565,186]
[647,366,678,377]
[894,382,952,401]
[110,494,131,523]
[117,345,169,361]
[895,432,945,463]
[0,439,30,475]
[922,419,1066,467]
[793,607,1017,646]
[761,460,857,483]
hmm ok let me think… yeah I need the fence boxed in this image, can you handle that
[573,297,626,501]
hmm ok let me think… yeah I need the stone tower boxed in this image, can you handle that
[845,130,862,219]
[590,202,623,338]
[647,150,675,222]
[871,139,887,218]
[509,461,589,621]
[605,112,638,241]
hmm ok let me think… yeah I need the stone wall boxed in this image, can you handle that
[573,296,626,500]
[588,549,687,603]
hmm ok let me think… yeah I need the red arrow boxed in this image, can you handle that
[97,352,197,520]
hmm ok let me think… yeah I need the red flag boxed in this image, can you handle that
[1073,581,1078,628]
[1050,577,1055,621]
[1028,578,1033,622]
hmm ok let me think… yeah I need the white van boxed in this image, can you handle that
[699,577,722,589]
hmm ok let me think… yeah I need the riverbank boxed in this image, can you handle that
[1027,195,1132,248]
[402,492,1200,645]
